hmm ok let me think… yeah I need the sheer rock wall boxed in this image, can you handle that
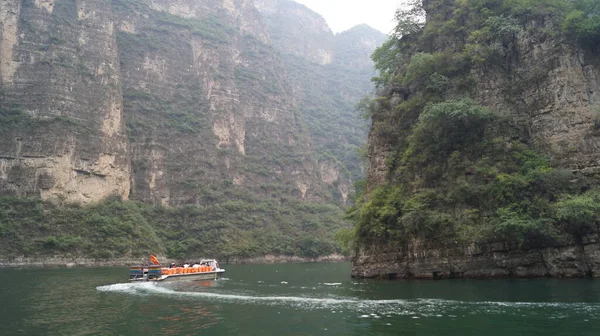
[357,17,600,279]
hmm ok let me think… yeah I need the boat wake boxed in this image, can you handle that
[97,282,360,304]
[96,282,600,319]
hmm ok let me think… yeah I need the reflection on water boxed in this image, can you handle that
[175,279,219,290]
[2,263,600,336]
[151,281,221,335]
[157,304,219,335]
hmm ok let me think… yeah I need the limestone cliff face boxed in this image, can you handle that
[0,0,339,205]
[256,0,386,204]
[353,233,600,279]
[0,0,385,207]
[114,0,326,206]
[356,15,600,279]
[470,30,600,173]
[0,0,130,204]
[366,23,600,189]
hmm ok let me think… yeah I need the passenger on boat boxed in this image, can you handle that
[183,263,190,268]
[192,262,201,268]
[169,263,176,268]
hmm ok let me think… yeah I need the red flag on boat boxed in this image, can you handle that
[149,254,160,265]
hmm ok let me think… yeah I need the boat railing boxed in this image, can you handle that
[159,265,215,275]
[129,265,162,280]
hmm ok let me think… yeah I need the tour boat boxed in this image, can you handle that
[129,258,225,282]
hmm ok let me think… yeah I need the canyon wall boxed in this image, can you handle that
[0,0,384,206]
[0,0,385,261]
[0,0,130,204]
[355,1,600,279]
[256,0,386,203]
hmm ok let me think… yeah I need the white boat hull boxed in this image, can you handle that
[130,270,225,282]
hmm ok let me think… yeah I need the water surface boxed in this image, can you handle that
[1,262,599,335]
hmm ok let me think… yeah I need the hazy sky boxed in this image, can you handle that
[294,0,404,34]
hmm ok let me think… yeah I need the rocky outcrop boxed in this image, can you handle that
[0,0,356,206]
[353,234,600,279]
[355,9,600,278]
[470,23,600,173]
[0,0,130,204]
[114,0,327,206]
[0,0,384,206]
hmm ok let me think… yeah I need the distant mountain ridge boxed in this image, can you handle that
[255,0,386,203]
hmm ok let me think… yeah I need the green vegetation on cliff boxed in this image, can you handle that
[0,197,161,260]
[373,0,599,88]
[0,197,345,261]
[0,107,81,131]
[347,0,600,250]
[352,98,597,248]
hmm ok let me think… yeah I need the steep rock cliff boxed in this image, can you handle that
[114,0,327,206]
[0,0,130,204]
[256,0,386,203]
[470,35,600,173]
[353,0,600,279]
[354,235,600,279]
[0,0,382,261]
[0,0,330,205]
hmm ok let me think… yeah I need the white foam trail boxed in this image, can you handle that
[323,283,342,286]
[97,282,154,294]
[98,282,360,304]
[96,283,600,318]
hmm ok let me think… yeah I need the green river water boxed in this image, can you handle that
[1,262,599,335]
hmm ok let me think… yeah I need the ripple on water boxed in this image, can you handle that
[96,283,600,320]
